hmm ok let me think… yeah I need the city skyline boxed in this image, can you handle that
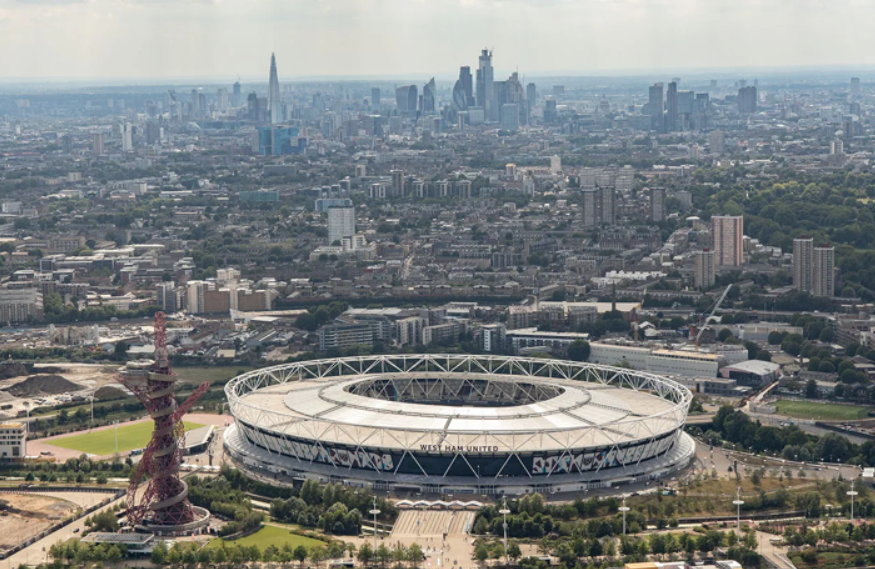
[1,0,875,80]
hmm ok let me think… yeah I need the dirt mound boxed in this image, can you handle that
[0,363,63,380]
[0,362,34,380]
[3,375,82,397]
[93,385,127,401]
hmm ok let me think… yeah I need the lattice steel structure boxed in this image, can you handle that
[117,312,210,533]
[225,355,695,492]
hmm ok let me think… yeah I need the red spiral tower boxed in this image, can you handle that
[117,312,210,533]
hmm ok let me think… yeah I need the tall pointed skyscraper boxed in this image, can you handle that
[268,53,281,124]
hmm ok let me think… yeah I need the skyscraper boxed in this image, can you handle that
[812,245,835,298]
[500,104,520,131]
[268,53,281,124]
[851,77,861,96]
[452,79,470,113]
[793,237,814,293]
[92,133,104,156]
[459,67,475,106]
[737,86,757,113]
[190,89,200,118]
[666,81,678,132]
[650,187,666,222]
[695,249,715,289]
[526,83,536,119]
[395,85,417,114]
[391,169,404,197]
[600,186,616,225]
[476,49,496,122]
[709,130,725,154]
[581,190,598,227]
[121,123,133,152]
[648,83,664,133]
[232,81,242,107]
[157,282,178,313]
[710,216,744,267]
[544,98,558,123]
[421,78,436,114]
[371,88,381,107]
[327,206,356,245]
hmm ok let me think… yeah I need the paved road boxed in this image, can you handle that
[756,530,796,569]
[750,412,871,445]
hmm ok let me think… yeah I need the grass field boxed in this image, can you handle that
[175,366,254,385]
[207,525,326,550]
[48,421,204,455]
[775,399,870,421]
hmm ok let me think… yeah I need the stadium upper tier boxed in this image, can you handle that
[226,355,691,456]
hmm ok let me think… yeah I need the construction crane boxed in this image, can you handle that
[695,284,732,351]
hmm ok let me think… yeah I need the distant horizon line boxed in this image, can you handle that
[1,62,875,88]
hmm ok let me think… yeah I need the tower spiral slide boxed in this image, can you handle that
[117,312,211,533]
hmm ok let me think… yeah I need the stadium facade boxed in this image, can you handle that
[224,354,695,495]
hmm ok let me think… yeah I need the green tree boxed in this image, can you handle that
[151,541,168,565]
[357,543,373,567]
[376,544,392,568]
[295,312,319,332]
[408,543,425,568]
[567,340,591,362]
[507,542,522,564]
[475,544,490,565]
[294,545,308,567]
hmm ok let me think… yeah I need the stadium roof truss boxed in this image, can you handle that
[226,354,692,482]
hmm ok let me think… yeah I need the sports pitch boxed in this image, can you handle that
[775,400,870,421]
[47,421,204,456]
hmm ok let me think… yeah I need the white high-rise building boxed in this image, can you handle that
[710,215,744,267]
[121,124,133,152]
[695,249,715,289]
[601,186,616,225]
[650,188,666,222]
[157,282,178,313]
[185,280,211,314]
[793,237,814,293]
[709,130,725,154]
[550,155,562,174]
[328,206,356,245]
[581,190,598,227]
[615,166,634,192]
[812,245,835,298]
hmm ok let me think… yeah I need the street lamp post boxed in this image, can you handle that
[499,495,510,561]
[732,486,745,536]
[847,480,858,522]
[369,495,381,553]
[618,495,631,536]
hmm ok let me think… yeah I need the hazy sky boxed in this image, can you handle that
[0,0,873,80]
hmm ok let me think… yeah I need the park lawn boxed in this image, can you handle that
[775,399,870,421]
[47,421,204,455]
[207,525,326,550]
[175,366,254,386]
